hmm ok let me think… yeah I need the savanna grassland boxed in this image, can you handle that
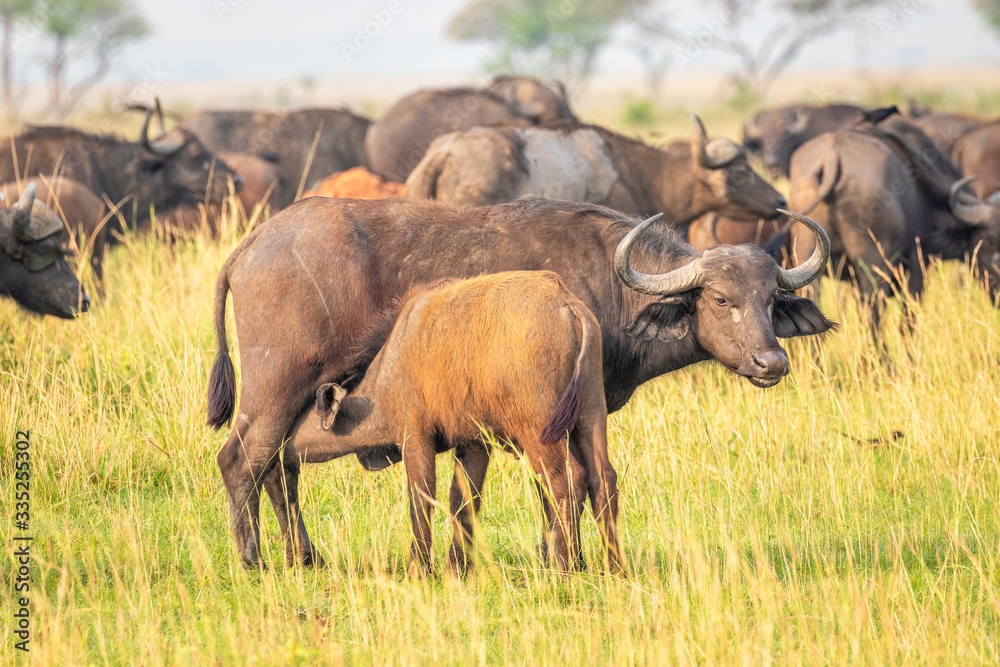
[2,94,1000,665]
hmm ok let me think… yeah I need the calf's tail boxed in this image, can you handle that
[539,303,594,446]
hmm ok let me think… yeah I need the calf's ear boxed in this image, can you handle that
[772,291,837,338]
[625,297,690,342]
[316,383,348,431]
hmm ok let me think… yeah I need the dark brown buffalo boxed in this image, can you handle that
[953,122,1000,199]
[786,113,994,332]
[1,178,108,279]
[292,271,618,575]
[180,107,371,208]
[1,183,89,317]
[743,103,864,178]
[0,111,238,238]
[365,76,576,183]
[207,196,832,568]
[407,116,786,224]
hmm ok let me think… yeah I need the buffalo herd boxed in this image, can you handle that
[3,75,999,573]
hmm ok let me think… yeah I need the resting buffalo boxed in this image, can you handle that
[365,76,576,183]
[952,122,1000,199]
[0,111,238,237]
[207,196,833,568]
[1,178,107,279]
[180,107,371,208]
[743,103,863,178]
[1,183,88,318]
[298,271,618,575]
[786,112,995,332]
[406,116,786,224]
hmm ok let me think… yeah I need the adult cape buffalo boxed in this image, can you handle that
[207,196,833,568]
[743,103,863,178]
[0,111,238,236]
[407,116,786,224]
[365,76,576,183]
[180,107,371,208]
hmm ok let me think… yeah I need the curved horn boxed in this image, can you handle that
[949,175,994,227]
[775,209,830,290]
[11,181,37,242]
[140,109,185,157]
[154,96,167,135]
[615,213,704,295]
[691,114,741,169]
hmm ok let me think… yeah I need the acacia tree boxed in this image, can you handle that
[44,0,148,118]
[670,0,892,100]
[448,0,651,88]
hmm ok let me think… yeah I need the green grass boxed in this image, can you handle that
[2,102,1000,664]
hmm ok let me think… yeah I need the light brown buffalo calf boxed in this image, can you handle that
[288,270,621,575]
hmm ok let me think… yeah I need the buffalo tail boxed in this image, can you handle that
[539,303,592,446]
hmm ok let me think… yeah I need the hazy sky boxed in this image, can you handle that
[95,0,1000,83]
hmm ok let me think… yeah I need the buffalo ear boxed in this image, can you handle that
[625,297,690,342]
[316,383,348,431]
[772,291,836,338]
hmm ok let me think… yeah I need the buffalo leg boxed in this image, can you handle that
[261,442,324,567]
[448,441,490,575]
[404,429,437,577]
[572,426,624,575]
[523,442,586,572]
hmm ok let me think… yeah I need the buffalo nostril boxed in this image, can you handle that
[232,174,245,192]
[776,195,787,209]
[752,350,788,376]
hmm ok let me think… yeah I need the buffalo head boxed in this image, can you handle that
[129,109,243,211]
[949,176,1000,302]
[1,183,89,318]
[743,106,812,178]
[486,76,576,123]
[690,114,787,221]
[616,210,833,387]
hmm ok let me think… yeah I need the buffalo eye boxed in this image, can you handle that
[714,297,727,307]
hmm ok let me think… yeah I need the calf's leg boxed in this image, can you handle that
[404,428,438,577]
[448,440,490,575]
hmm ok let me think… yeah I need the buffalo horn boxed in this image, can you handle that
[615,213,704,295]
[775,209,831,290]
[949,175,994,227]
[140,109,185,157]
[691,114,741,169]
[11,182,37,242]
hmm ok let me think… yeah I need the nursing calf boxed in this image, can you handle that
[289,271,617,574]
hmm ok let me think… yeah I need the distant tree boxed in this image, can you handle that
[0,0,35,119]
[972,0,1000,35]
[447,0,651,87]
[44,0,149,118]
[671,0,892,101]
